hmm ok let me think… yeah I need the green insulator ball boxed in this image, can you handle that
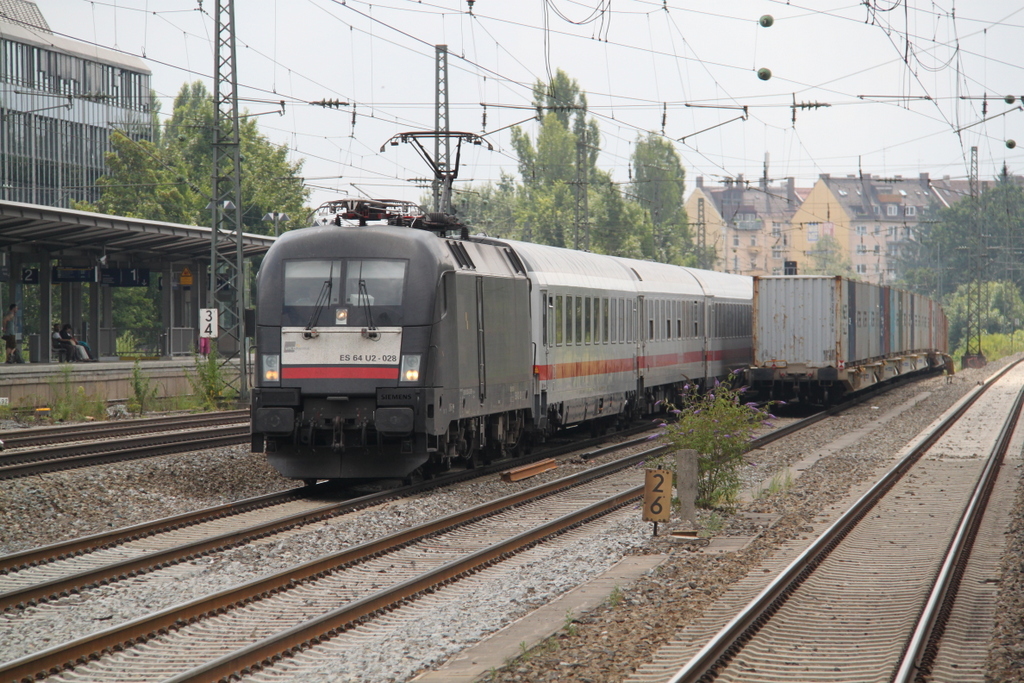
[757,68,772,81]
[759,15,774,27]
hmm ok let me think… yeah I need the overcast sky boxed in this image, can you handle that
[46,0,1024,213]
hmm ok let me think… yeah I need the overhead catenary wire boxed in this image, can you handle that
[12,0,1021,206]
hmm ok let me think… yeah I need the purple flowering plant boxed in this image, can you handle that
[659,374,774,508]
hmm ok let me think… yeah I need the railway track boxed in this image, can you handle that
[0,373,934,682]
[0,396,837,617]
[0,411,250,480]
[630,359,1024,683]
[0,438,667,682]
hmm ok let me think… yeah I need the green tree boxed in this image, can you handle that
[77,81,309,235]
[73,81,310,337]
[804,235,854,278]
[942,280,1024,350]
[629,134,691,265]
[902,171,1024,299]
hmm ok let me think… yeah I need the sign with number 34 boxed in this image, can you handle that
[199,308,219,338]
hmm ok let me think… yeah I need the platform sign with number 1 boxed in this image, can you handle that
[199,308,219,338]
[643,469,672,524]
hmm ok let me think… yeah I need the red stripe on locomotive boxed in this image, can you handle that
[282,366,400,380]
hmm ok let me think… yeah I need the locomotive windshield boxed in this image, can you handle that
[284,260,342,306]
[344,260,406,306]
[280,258,408,326]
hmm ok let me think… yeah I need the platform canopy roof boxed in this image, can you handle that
[0,200,276,262]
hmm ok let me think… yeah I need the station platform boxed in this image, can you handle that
[0,358,241,409]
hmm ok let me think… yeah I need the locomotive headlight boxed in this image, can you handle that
[400,354,421,382]
[335,308,348,324]
[262,354,281,383]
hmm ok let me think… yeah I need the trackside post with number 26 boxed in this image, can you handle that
[643,469,672,533]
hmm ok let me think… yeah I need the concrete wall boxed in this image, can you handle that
[0,359,242,409]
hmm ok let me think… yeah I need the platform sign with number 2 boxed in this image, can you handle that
[643,469,672,522]
[199,308,218,338]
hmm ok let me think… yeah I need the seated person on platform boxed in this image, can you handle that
[52,324,77,361]
[60,324,94,361]
[60,325,95,362]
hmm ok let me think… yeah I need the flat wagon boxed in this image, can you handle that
[749,275,948,404]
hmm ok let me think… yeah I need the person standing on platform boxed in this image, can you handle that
[2,304,17,363]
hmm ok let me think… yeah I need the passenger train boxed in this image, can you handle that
[250,211,752,481]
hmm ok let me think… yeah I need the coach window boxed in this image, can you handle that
[555,296,564,345]
[677,300,683,339]
[598,299,606,342]
[575,296,583,345]
[584,298,592,344]
[606,296,614,342]
[566,297,574,344]
[648,300,655,341]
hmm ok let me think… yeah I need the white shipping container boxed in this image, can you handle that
[753,276,843,369]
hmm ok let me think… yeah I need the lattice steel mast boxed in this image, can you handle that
[962,145,986,368]
[209,0,247,399]
[432,45,451,213]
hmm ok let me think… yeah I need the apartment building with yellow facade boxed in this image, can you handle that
[685,172,995,284]
[683,175,808,276]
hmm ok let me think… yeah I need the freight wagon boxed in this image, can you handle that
[749,275,949,404]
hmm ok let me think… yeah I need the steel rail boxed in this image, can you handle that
[0,443,667,683]
[666,359,1020,683]
[169,487,643,683]
[0,486,317,575]
[0,430,658,610]
[893,377,1024,683]
[0,410,248,450]
[0,426,250,479]
[0,391,894,611]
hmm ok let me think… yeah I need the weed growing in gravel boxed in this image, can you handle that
[187,342,236,410]
[756,469,794,499]
[659,375,776,508]
[127,360,160,416]
[700,511,725,538]
[608,585,624,608]
[563,609,578,636]
[47,366,107,422]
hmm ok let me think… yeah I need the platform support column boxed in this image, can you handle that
[70,282,83,335]
[88,280,100,350]
[161,262,174,359]
[36,252,52,364]
[101,284,114,357]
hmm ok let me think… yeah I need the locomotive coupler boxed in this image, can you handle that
[331,416,345,452]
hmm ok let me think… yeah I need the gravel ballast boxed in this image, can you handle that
[1,362,1023,682]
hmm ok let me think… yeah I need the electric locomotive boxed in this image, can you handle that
[251,215,534,480]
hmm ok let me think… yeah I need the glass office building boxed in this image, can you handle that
[0,0,152,207]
